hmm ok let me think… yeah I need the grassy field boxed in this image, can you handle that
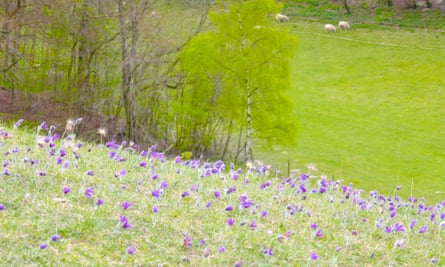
[259,20,445,204]
[0,121,444,265]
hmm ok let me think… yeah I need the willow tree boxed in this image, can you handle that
[180,0,298,161]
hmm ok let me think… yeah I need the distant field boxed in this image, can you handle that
[259,20,445,204]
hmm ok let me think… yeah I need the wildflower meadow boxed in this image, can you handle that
[0,119,444,266]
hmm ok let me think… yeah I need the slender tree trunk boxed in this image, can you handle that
[343,0,351,14]
[118,0,135,141]
[245,79,253,162]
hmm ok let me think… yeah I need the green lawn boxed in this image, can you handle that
[259,21,445,203]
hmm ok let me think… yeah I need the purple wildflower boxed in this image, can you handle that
[263,247,273,256]
[51,234,61,242]
[183,236,192,247]
[311,223,318,230]
[316,229,324,238]
[261,210,268,217]
[152,205,159,213]
[160,181,168,189]
[394,222,405,232]
[85,187,94,198]
[63,187,71,194]
[96,199,104,206]
[120,215,132,229]
[228,218,235,226]
[225,206,234,211]
[218,246,226,253]
[86,170,94,176]
[418,225,427,234]
[139,161,147,168]
[199,240,206,246]
[152,173,159,180]
[39,243,48,249]
[127,246,137,255]
[309,251,318,261]
[152,189,161,199]
[181,191,190,198]
[250,220,257,229]
[206,201,212,208]
[0,204,4,210]
[122,201,131,210]
[410,219,417,229]
[14,119,24,128]
[352,230,359,236]
[214,191,221,199]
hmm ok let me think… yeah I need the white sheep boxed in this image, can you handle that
[324,24,336,33]
[275,13,289,23]
[338,21,350,30]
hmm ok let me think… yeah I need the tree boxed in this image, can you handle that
[180,0,298,162]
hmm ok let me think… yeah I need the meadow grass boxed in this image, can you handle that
[1,120,444,266]
[259,20,445,204]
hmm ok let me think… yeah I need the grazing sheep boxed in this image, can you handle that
[338,21,350,30]
[275,13,289,23]
[324,24,336,33]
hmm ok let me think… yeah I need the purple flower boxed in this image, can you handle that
[152,205,159,213]
[85,187,94,198]
[51,234,61,242]
[352,230,359,236]
[181,191,190,198]
[40,121,48,130]
[183,236,192,247]
[96,199,104,206]
[316,229,324,238]
[418,225,427,234]
[309,251,318,261]
[152,173,159,180]
[86,170,94,176]
[199,239,206,247]
[225,206,234,211]
[311,223,317,230]
[261,210,268,217]
[118,169,127,177]
[160,181,168,189]
[0,204,4,210]
[63,187,71,194]
[394,222,405,232]
[139,161,147,168]
[228,218,235,226]
[127,246,137,255]
[390,210,396,218]
[218,246,226,253]
[263,247,273,256]
[152,190,161,199]
[14,119,24,128]
[122,201,131,210]
[39,243,48,249]
[120,215,132,229]
[431,257,439,264]
[250,220,257,229]
[206,201,212,208]
[410,219,417,229]
[214,191,221,199]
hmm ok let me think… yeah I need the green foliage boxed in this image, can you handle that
[180,0,299,159]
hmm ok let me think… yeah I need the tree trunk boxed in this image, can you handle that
[245,79,253,162]
[343,0,351,14]
[117,0,135,141]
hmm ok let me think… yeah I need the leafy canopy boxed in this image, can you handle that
[180,0,299,153]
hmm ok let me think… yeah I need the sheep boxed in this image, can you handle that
[338,21,350,30]
[275,13,289,23]
[324,24,336,33]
